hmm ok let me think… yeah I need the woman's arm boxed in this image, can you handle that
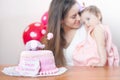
[93,25,107,66]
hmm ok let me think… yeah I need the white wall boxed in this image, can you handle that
[0,0,51,64]
[0,0,120,64]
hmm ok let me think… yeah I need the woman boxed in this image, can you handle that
[43,0,86,67]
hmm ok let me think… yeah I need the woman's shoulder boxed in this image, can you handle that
[78,25,87,34]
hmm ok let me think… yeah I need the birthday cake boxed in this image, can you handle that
[2,23,67,77]
[15,50,58,75]
[15,32,59,76]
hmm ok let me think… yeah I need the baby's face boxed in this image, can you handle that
[81,11,100,31]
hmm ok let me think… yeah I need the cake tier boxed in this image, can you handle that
[16,50,58,75]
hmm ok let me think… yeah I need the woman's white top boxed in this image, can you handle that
[63,26,87,66]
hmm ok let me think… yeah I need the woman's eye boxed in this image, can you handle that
[71,15,76,19]
[71,12,81,19]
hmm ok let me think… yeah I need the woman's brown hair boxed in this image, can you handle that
[42,0,77,67]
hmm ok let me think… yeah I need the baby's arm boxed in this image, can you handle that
[93,25,107,66]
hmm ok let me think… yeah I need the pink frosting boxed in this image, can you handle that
[16,50,58,75]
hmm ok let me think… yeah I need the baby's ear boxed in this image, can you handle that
[82,2,85,8]
[98,13,102,22]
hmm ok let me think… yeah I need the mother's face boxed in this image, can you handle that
[62,3,81,30]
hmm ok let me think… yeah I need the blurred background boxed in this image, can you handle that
[0,0,120,64]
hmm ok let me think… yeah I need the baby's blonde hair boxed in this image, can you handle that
[82,5,102,22]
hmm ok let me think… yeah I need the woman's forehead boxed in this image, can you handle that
[67,3,80,16]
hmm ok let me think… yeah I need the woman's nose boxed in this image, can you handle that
[77,14,80,21]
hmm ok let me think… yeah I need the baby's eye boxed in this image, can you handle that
[87,18,90,21]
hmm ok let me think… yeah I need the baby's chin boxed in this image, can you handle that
[86,27,93,31]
